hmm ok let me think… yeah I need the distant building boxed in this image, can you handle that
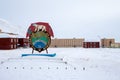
[18,38,29,48]
[83,42,100,48]
[0,32,18,50]
[111,43,120,48]
[0,38,18,50]
[101,38,115,48]
[50,38,85,47]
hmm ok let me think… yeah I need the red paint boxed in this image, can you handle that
[83,42,100,48]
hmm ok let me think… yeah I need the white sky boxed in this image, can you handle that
[0,0,120,41]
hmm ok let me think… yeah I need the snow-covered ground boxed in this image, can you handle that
[0,48,120,80]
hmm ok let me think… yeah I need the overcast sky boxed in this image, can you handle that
[0,0,120,41]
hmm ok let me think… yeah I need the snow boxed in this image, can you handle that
[0,48,120,80]
[0,18,26,38]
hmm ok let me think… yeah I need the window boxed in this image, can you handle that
[11,39,13,43]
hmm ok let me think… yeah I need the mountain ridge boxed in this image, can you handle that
[0,18,26,38]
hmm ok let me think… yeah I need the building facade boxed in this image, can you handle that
[111,43,120,48]
[50,38,85,47]
[0,38,18,50]
[83,42,100,48]
[101,38,115,48]
[18,38,29,48]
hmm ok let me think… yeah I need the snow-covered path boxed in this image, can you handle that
[0,48,120,80]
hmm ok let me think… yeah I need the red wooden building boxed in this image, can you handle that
[83,42,100,48]
[0,38,18,50]
[18,38,29,48]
